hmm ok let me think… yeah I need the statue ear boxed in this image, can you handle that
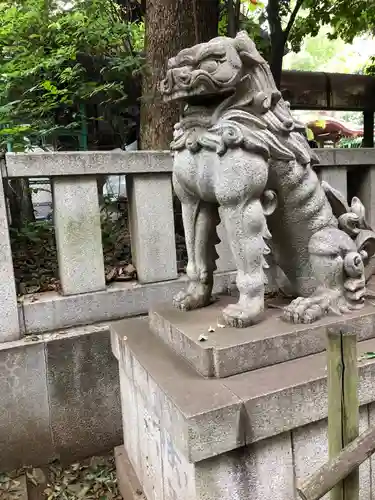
[233,31,265,65]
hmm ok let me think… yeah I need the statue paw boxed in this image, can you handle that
[283,296,329,324]
[173,283,212,311]
[222,298,264,328]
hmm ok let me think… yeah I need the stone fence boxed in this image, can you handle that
[1,147,375,470]
[1,148,375,343]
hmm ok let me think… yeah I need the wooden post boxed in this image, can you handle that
[327,326,359,500]
[297,426,375,500]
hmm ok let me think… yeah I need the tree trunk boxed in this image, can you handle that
[269,35,285,89]
[227,0,235,37]
[5,179,35,229]
[140,0,219,150]
[266,0,285,89]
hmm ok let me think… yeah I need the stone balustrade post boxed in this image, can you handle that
[319,166,348,202]
[127,173,177,283]
[358,166,375,228]
[0,161,20,341]
[53,176,106,295]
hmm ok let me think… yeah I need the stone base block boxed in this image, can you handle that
[111,316,375,500]
[149,298,375,377]
[115,446,146,500]
[0,324,122,471]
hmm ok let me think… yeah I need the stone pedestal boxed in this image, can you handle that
[110,297,375,500]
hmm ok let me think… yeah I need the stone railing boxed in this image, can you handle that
[1,148,375,342]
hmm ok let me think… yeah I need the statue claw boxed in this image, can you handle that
[173,283,212,311]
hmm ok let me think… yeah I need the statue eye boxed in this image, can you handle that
[199,60,219,73]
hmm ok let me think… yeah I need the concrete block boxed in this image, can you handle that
[21,272,235,334]
[113,318,244,463]
[53,176,105,295]
[46,326,122,461]
[149,300,375,377]
[357,165,375,228]
[127,173,177,283]
[195,432,294,500]
[0,170,20,341]
[318,165,348,201]
[113,317,375,462]
[293,409,371,500]
[0,339,54,470]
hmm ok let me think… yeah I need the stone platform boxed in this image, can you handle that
[111,299,375,500]
[150,297,375,377]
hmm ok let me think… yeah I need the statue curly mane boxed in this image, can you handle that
[167,31,318,167]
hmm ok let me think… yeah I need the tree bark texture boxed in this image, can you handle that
[5,179,35,229]
[140,0,219,149]
[266,0,286,89]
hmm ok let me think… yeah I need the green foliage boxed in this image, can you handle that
[284,25,370,74]
[0,0,144,151]
[338,137,364,149]
[220,0,375,74]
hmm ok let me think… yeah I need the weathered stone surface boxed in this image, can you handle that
[113,318,244,463]
[46,325,122,461]
[53,176,105,295]
[195,433,294,500]
[5,150,173,177]
[366,401,375,495]
[115,446,147,500]
[318,165,348,201]
[334,148,375,166]
[161,31,374,327]
[127,173,177,283]
[215,222,235,273]
[0,167,20,341]
[0,339,54,470]
[113,317,375,459]
[114,313,375,500]
[117,330,295,500]
[149,300,375,377]
[5,149,375,178]
[21,272,235,334]
[358,165,375,228]
[293,408,371,500]
[226,337,375,444]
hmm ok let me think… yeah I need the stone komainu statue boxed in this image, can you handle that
[160,31,375,327]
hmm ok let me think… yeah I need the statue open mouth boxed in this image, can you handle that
[161,31,375,327]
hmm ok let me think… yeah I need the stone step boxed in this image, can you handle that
[148,296,375,378]
[110,316,375,463]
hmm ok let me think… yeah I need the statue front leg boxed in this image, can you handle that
[174,179,219,310]
[219,198,270,327]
